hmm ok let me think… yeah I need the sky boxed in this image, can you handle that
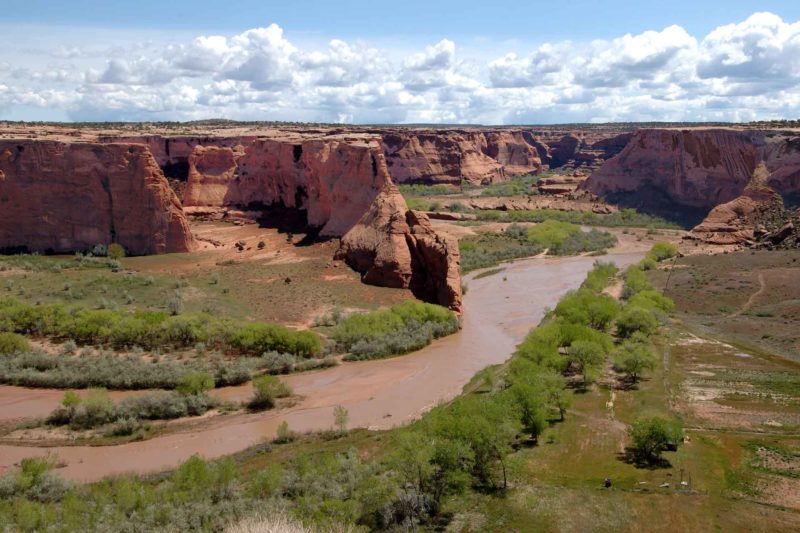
[2,0,800,124]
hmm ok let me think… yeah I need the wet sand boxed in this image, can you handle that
[0,251,643,482]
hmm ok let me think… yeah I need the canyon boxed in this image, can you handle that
[3,122,800,308]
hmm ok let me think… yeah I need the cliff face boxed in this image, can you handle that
[151,134,464,311]
[688,163,788,245]
[0,140,195,255]
[378,128,630,185]
[583,128,800,211]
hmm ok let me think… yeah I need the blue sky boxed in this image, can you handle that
[2,1,800,123]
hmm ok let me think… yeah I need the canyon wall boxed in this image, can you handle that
[109,128,633,188]
[583,128,800,211]
[378,128,631,185]
[178,134,463,311]
[0,132,462,311]
[687,163,788,245]
[0,140,195,255]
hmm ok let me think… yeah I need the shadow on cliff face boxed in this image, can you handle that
[252,202,325,247]
[602,185,708,229]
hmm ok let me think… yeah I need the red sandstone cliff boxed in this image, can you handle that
[688,163,787,245]
[179,134,463,311]
[583,128,800,210]
[0,140,195,255]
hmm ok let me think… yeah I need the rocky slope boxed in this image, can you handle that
[687,163,788,245]
[583,128,800,212]
[0,140,195,255]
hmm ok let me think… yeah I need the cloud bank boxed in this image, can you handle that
[1,12,799,123]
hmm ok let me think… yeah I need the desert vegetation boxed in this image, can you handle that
[327,301,460,360]
[459,220,618,272]
[0,244,693,532]
[0,296,321,357]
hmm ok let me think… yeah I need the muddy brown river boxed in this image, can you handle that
[0,251,644,482]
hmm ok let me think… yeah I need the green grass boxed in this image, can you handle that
[475,207,680,229]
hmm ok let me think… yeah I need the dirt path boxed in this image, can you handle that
[729,273,767,317]
[0,251,645,482]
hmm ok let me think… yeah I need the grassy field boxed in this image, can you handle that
[649,249,800,362]
[0,222,412,328]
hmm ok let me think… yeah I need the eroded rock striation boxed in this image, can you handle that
[583,128,800,212]
[0,140,195,255]
[687,163,788,245]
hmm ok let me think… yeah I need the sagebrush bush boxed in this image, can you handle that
[48,389,219,429]
[248,375,292,411]
[331,301,459,359]
[0,350,264,390]
[0,296,322,358]
[0,332,29,355]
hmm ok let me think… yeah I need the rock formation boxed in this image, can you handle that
[0,129,463,311]
[0,140,195,255]
[179,134,463,310]
[583,128,800,211]
[336,186,462,312]
[687,163,787,245]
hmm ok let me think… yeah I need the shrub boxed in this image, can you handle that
[623,265,652,297]
[248,375,291,411]
[616,306,659,339]
[627,290,674,314]
[629,416,683,463]
[107,243,125,260]
[613,339,656,384]
[331,301,459,359]
[647,241,678,262]
[554,289,620,330]
[274,420,294,444]
[0,332,29,355]
[230,323,322,358]
[0,294,322,359]
[177,371,215,396]
[0,457,70,503]
[567,340,605,387]
[334,405,349,433]
[582,261,619,292]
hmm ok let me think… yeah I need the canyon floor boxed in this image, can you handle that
[1,176,798,530]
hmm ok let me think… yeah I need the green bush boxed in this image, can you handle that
[0,350,261,390]
[332,301,459,359]
[474,207,678,229]
[176,371,215,396]
[0,332,30,355]
[567,340,605,387]
[248,375,292,411]
[647,241,678,262]
[554,289,620,330]
[616,306,659,338]
[581,261,619,292]
[629,416,683,463]
[48,390,219,429]
[613,338,656,383]
[0,296,322,358]
[107,243,126,260]
[627,290,675,313]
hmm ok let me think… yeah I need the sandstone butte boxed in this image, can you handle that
[0,129,463,312]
